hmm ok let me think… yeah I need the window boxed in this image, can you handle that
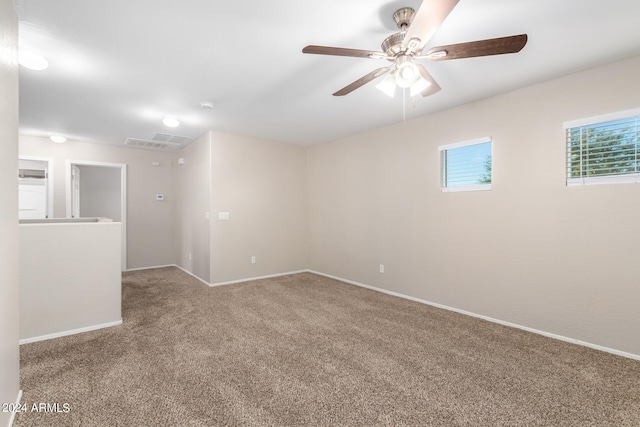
[439,137,492,192]
[564,109,640,186]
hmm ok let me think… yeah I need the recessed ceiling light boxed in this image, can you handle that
[19,51,49,71]
[50,135,67,143]
[162,117,180,128]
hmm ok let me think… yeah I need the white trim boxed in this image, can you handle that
[126,264,211,286]
[438,136,491,151]
[125,264,178,272]
[567,173,640,186]
[7,390,23,427]
[208,270,308,287]
[173,265,211,286]
[207,132,213,281]
[441,183,491,192]
[307,270,640,361]
[19,319,122,345]
[65,160,127,270]
[170,264,309,288]
[563,108,640,129]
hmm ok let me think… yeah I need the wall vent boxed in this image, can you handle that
[124,138,183,152]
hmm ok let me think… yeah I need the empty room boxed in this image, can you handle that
[1,0,639,426]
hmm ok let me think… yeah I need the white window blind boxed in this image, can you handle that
[565,110,640,186]
[439,137,492,192]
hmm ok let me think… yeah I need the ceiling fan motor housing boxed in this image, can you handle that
[381,32,407,57]
[383,8,422,57]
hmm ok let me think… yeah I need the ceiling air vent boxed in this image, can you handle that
[150,133,191,145]
[150,133,173,142]
[124,138,183,152]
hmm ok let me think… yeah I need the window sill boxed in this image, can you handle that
[567,174,640,186]
[441,184,492,193]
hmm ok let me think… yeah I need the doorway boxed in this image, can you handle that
[18,156,54,219]
[66,160,127,270]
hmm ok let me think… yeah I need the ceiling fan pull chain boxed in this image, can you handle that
[403,88,406,123]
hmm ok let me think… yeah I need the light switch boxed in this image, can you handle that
[218,212,230,221]
[156,194,164,201]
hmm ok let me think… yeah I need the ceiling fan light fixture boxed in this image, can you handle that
[409,76,431,97]
[395,62,419,88]
[375,74,397,98]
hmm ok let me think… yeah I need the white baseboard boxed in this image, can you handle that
[307,270,640,361]
[7,389,22,427]
[126,264,211,286]
[172,264,309,288]
[19,319,123,345]
[173,265,211,286]
[208,270,309,287]
[128,264,309,288]
[124,264,177,272]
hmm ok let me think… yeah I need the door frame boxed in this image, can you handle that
[65,160,127,270]
[19,155,54,219]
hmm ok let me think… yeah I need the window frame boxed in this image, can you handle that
[438,137,492,193]
[564,108,640,187]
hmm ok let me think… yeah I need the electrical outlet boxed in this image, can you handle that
[379,264,384,273]
[251,256,256,264]
[189,253,192,261]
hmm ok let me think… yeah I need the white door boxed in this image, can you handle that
[18,180,47,219]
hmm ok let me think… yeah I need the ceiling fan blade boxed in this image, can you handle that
[422,34,528,60]
[333,66,393,96]
[303,45,389,60]
[416,65,441,97]
[402,0,460,52]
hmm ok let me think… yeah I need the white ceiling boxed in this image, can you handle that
[14,0,640,147]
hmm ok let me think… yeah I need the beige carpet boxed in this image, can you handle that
[15,267,640,426]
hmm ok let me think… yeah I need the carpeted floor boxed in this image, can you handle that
[15,267,640,426]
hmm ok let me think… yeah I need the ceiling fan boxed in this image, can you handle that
[302,0,528,98]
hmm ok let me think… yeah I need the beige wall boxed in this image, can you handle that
[19,136,176,269]
[210,131,308,284]
[174,133,211,282]
[308,54,640,356]
[0,0,20,423]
